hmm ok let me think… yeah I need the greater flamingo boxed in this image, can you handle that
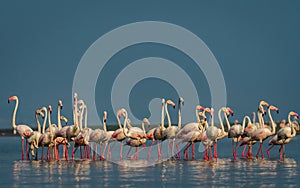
[250,105,278,159]
[228,115,250,160]
[8,95,33,160]
[124,118,150,159]
[267,111,299,159]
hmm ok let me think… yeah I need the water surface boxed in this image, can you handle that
[1,136,299,187]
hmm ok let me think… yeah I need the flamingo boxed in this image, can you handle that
[177,105,205,137]
[202,107,232,160]
[124,118,150,159]
[89,111,107,160]
[152,98,166,159]
[228,115,250,160]
[27,109,44,159]
[176,105,205,159]
[163,97,184,158]
[110,108,128,160]
[66,93,80,142]
[267,111,299,159]
[38,106,54,160]
[239,101,269,159]
[101,112,115,160]
[205,108,227,160]
[73,102,92,159]
[162,99,176,156]
[176,111,207,160]
[122,109,147,140]
[250,105,278,159]
[8,95,33,160]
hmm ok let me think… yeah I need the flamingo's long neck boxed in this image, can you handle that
[79,107,84,130]
[161,101,165,134]
[242,116,251,133]
[57,105,62,130]
[211,109,214,128]
[218,108,225,134]
[84,106,88,129]
[268,108,276,134]
[35,113,41,133]
[73,105,77,128]
[178,102,182,131]
[42,109,47,134]
[258,110,265,129]
[288,113,293,135]
[122,111,128,136]
[117,113,122,129]
[165,103,171,128]
[12,98,18,131]
[224,111,231,133]
[252,113,256,124]
[103,118,107,133]
[47,109,53,140]
[196,107,200,123]
[142,122,146,135]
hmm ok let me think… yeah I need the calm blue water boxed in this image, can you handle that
[1,136,299,187]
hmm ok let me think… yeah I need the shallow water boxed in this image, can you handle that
[1,136,300,187]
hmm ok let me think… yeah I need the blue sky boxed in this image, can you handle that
[0,1,299,128]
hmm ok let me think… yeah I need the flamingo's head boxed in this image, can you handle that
[166,100,176,109]
[13,129,17,135]
[196,105,205,111]
[117,108,127,118]
[179,97,184,106]
[73,92,78,100]
[77,100,84,106]
[48,105,52,113]
[143,118,150,126]
[259,100,270,108]
[103,111,107,123]
[161,98,165,105]
[205,108,214,116]
[226,107,234,116]
[198,112,207,121]
[290,111,299,118]
[58,100,63,109]
[8,96,17,103]
[269,105,279,114]
[60,116,68,125]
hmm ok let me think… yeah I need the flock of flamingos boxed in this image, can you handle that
[7,93,299,162]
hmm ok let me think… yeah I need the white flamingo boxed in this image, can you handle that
[267,111,299,159]
[8,95,33,160]
[250,105,278,159]
[124,118,150,160]
[228,115,250,160]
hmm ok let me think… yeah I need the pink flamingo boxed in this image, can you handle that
[124,118,150,159]
[176,105,204,159]
[228,115,250,160]
[250,105,278,159]
[176,111,207,160]
[240,101,269,158]
[109,108,128,160]
[267,111,299,159]
[38,106,55,160]
[8,95,33,160]
[27,108,44,159]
